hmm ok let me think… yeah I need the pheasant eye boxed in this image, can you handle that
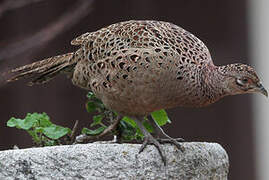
[242,78,249,83]
[236,78,249,87]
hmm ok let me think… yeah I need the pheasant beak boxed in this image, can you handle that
[255,82,268,97]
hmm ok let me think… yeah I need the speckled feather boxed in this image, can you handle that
[8,20,263,116]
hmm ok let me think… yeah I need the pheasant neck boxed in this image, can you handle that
[200,65,229,106]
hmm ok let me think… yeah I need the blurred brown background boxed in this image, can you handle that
[0,0,253,179]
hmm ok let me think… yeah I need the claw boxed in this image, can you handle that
[138,136,149,154]
[138,134,167,166]
[157,137,185,142]
[157,138,185,152]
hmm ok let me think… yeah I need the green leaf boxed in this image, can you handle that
[7,117,37,130]
[122,116,137,127]
[35,113,52,127]
[143,121,153,133]
[151,109,171,126]
[119,121,136,140]
[90,115,104,127]
[82,127,106,135]
[35,127,44,133]
[86,101,97,113]
[86,92,108,114]
[7,118,22,127]
[44,140,57,146]
[87,92,95,99]
[42,125,71,140]
[7,112,52,130]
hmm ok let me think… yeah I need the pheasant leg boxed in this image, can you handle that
[132,117,167,165]
[148,116,185,152]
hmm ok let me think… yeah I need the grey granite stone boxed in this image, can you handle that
[0,142,229,179]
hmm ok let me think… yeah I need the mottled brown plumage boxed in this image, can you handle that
[7,20,267,165]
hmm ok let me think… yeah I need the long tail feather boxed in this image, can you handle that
[7,52,75,85]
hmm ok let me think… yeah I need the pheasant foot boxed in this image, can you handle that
[133,116,167,165]
[148,116,185,152]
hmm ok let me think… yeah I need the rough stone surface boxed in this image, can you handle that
[0,142,229,180]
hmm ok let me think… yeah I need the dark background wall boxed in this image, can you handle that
[0,0,254,179]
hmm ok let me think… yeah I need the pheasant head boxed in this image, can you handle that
[218,63,267,97]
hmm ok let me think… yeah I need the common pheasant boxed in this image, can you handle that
[7,20,267,165]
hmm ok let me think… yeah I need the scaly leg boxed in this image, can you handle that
[132,116,167,165]
[148,116,185,152]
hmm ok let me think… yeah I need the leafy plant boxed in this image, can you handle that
[83,92,171,141]
[7,92,171,147]
[7,113,71,146]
